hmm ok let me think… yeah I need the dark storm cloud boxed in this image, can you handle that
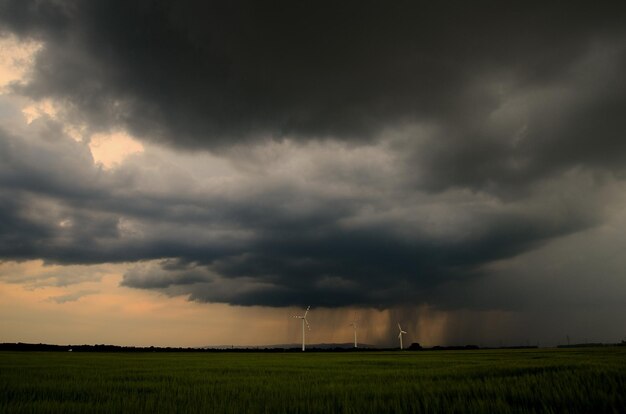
[404,40,626,195]
[0,117,606,307]
[2,1,626,309]
[1,2,625,158]
[140,189,603,308]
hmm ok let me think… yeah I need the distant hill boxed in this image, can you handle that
[204,343,376,350]
[12,341,626,352]
[0,342,378,352]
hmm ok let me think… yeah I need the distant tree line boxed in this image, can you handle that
[0,342,551,352]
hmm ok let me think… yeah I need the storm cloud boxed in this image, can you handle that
[0,115,613,308]
[0,1,625,196]
[1,1,626,313]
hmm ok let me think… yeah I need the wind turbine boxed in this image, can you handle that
[397,323,407,350]
[293,306,311,351]
[349,319,359,348]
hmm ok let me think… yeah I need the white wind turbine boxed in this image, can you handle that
[293,306,311,351]
[349,318,359,348]
[397,323,407,350]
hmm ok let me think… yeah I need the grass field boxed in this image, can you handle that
[1,347,625,413]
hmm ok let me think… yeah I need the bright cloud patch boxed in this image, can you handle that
[89,131,144,169]
[0,34,41,89]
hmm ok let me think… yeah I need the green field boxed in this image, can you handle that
[1,348,625,413]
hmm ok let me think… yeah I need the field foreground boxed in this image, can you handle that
[1,347,625,413]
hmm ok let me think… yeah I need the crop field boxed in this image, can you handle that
[1,347,625,413]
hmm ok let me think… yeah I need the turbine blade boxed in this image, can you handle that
[398,323,402,331]
[304,306,310,318]
[401,330,407,334]
[305,318,311,330]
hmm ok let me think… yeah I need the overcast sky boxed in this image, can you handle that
[1,0,626,347]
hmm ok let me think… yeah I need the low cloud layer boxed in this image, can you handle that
[0,114,618,308]
[1,1,626,318]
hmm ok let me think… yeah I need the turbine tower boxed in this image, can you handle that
[397,323,407,350]
[294,306,311,351]
[349,319,359,348]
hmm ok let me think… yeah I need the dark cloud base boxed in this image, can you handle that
[0,120,602,308]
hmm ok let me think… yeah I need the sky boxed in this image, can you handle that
[1,1,626,348]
